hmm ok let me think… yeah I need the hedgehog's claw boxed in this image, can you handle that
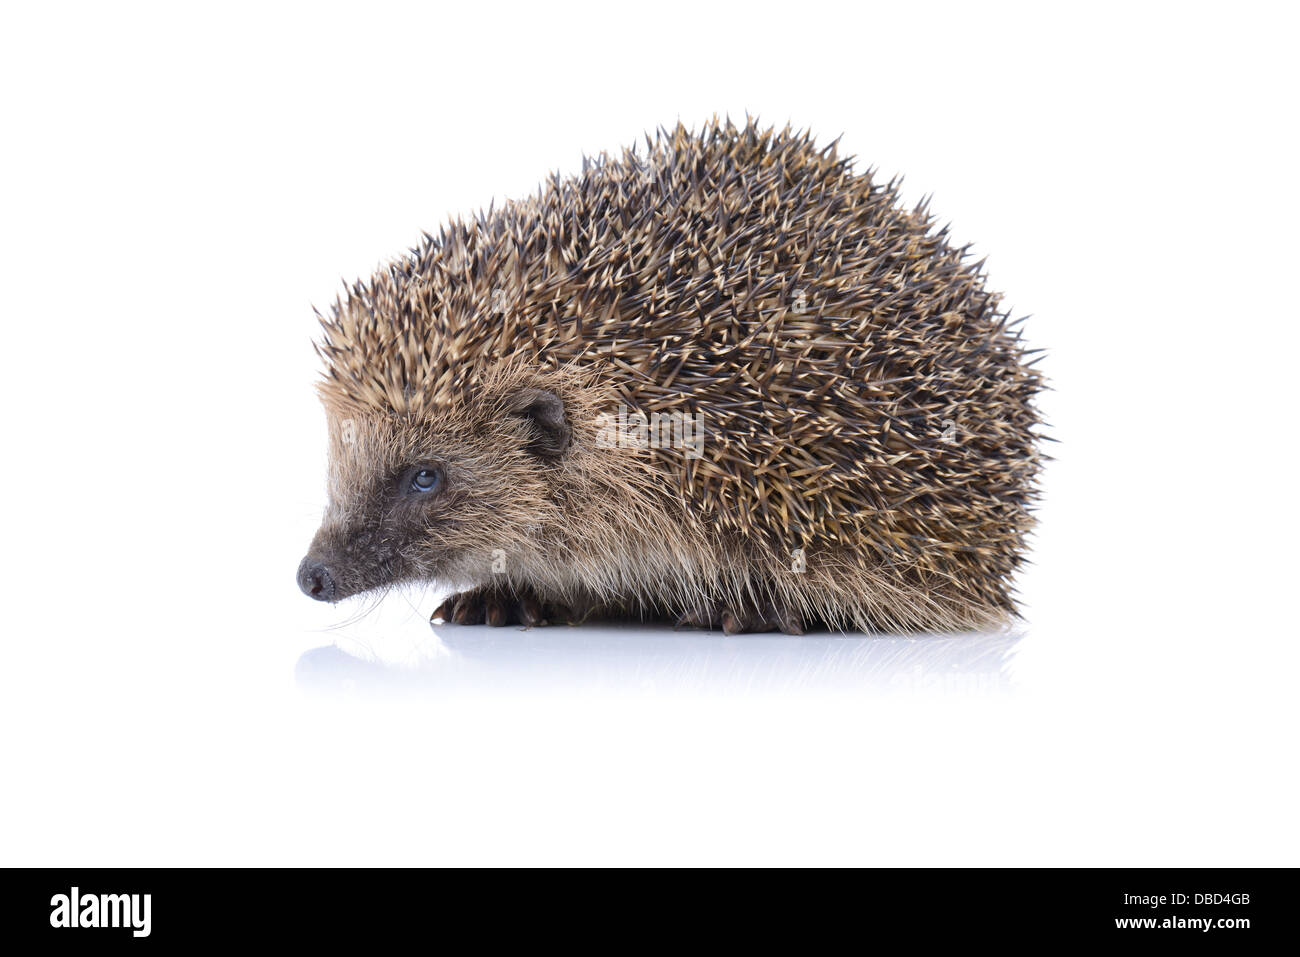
[434,590,803,633]
[518,595,544,628]
[725,604,806,635]
[451,591,485,625]
[769,603,805,636]
[675,600,804,635]
[431,586,562,629]
[674,602,722,631]
[484,597,508,627]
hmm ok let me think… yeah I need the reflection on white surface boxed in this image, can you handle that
[296,623,1022,697]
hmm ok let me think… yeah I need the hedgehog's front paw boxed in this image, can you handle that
[675,600,804,636]
[431,585,568,628]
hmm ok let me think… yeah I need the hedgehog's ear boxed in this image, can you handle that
[509,388,570,457]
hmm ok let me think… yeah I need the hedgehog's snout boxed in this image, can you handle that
[297,556,337,602]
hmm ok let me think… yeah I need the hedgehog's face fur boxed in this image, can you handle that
[297,381,572,603]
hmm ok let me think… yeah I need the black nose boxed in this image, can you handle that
[297,558,337,602]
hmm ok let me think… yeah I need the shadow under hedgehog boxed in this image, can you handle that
[297,117,1044,634]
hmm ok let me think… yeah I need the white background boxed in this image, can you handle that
[2,1,1296,866]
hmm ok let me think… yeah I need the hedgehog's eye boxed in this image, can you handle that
[408,468,442,494]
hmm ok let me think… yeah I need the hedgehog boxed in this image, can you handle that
[296,117,1044,634]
